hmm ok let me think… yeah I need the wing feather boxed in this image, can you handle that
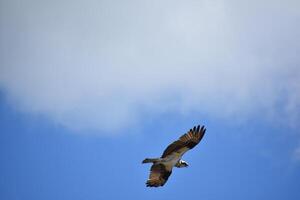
[161,125,206,158]
[146,164,172,187]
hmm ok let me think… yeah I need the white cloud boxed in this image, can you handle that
[0,0,299,133]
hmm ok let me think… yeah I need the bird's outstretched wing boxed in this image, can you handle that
[146,163,172,187]
[161,125,206,158]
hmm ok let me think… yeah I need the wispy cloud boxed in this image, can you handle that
[0,0,299,133]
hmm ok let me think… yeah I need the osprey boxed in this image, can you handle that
[142,125,206,187]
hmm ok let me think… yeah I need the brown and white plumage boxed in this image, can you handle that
[142,125,206,187]
[146,164,172,187]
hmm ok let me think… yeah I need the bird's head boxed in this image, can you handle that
[179,160,189,168]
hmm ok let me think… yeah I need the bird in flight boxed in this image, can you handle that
[142,125,206,187]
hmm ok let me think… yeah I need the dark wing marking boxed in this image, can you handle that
[146,163,172,187]
[161,125,206,158]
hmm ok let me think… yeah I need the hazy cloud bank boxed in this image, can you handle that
[0,0,299,133]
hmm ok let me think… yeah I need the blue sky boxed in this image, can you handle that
[1,0,300,199]
[1,93,300,200]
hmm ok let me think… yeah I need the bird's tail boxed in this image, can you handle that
[142,158,160,164]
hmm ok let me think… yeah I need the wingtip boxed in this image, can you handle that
[146,182,161,187]
[194,124,205,131]
[194,124,206,135]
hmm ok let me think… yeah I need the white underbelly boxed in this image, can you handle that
[162,154,182,170]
